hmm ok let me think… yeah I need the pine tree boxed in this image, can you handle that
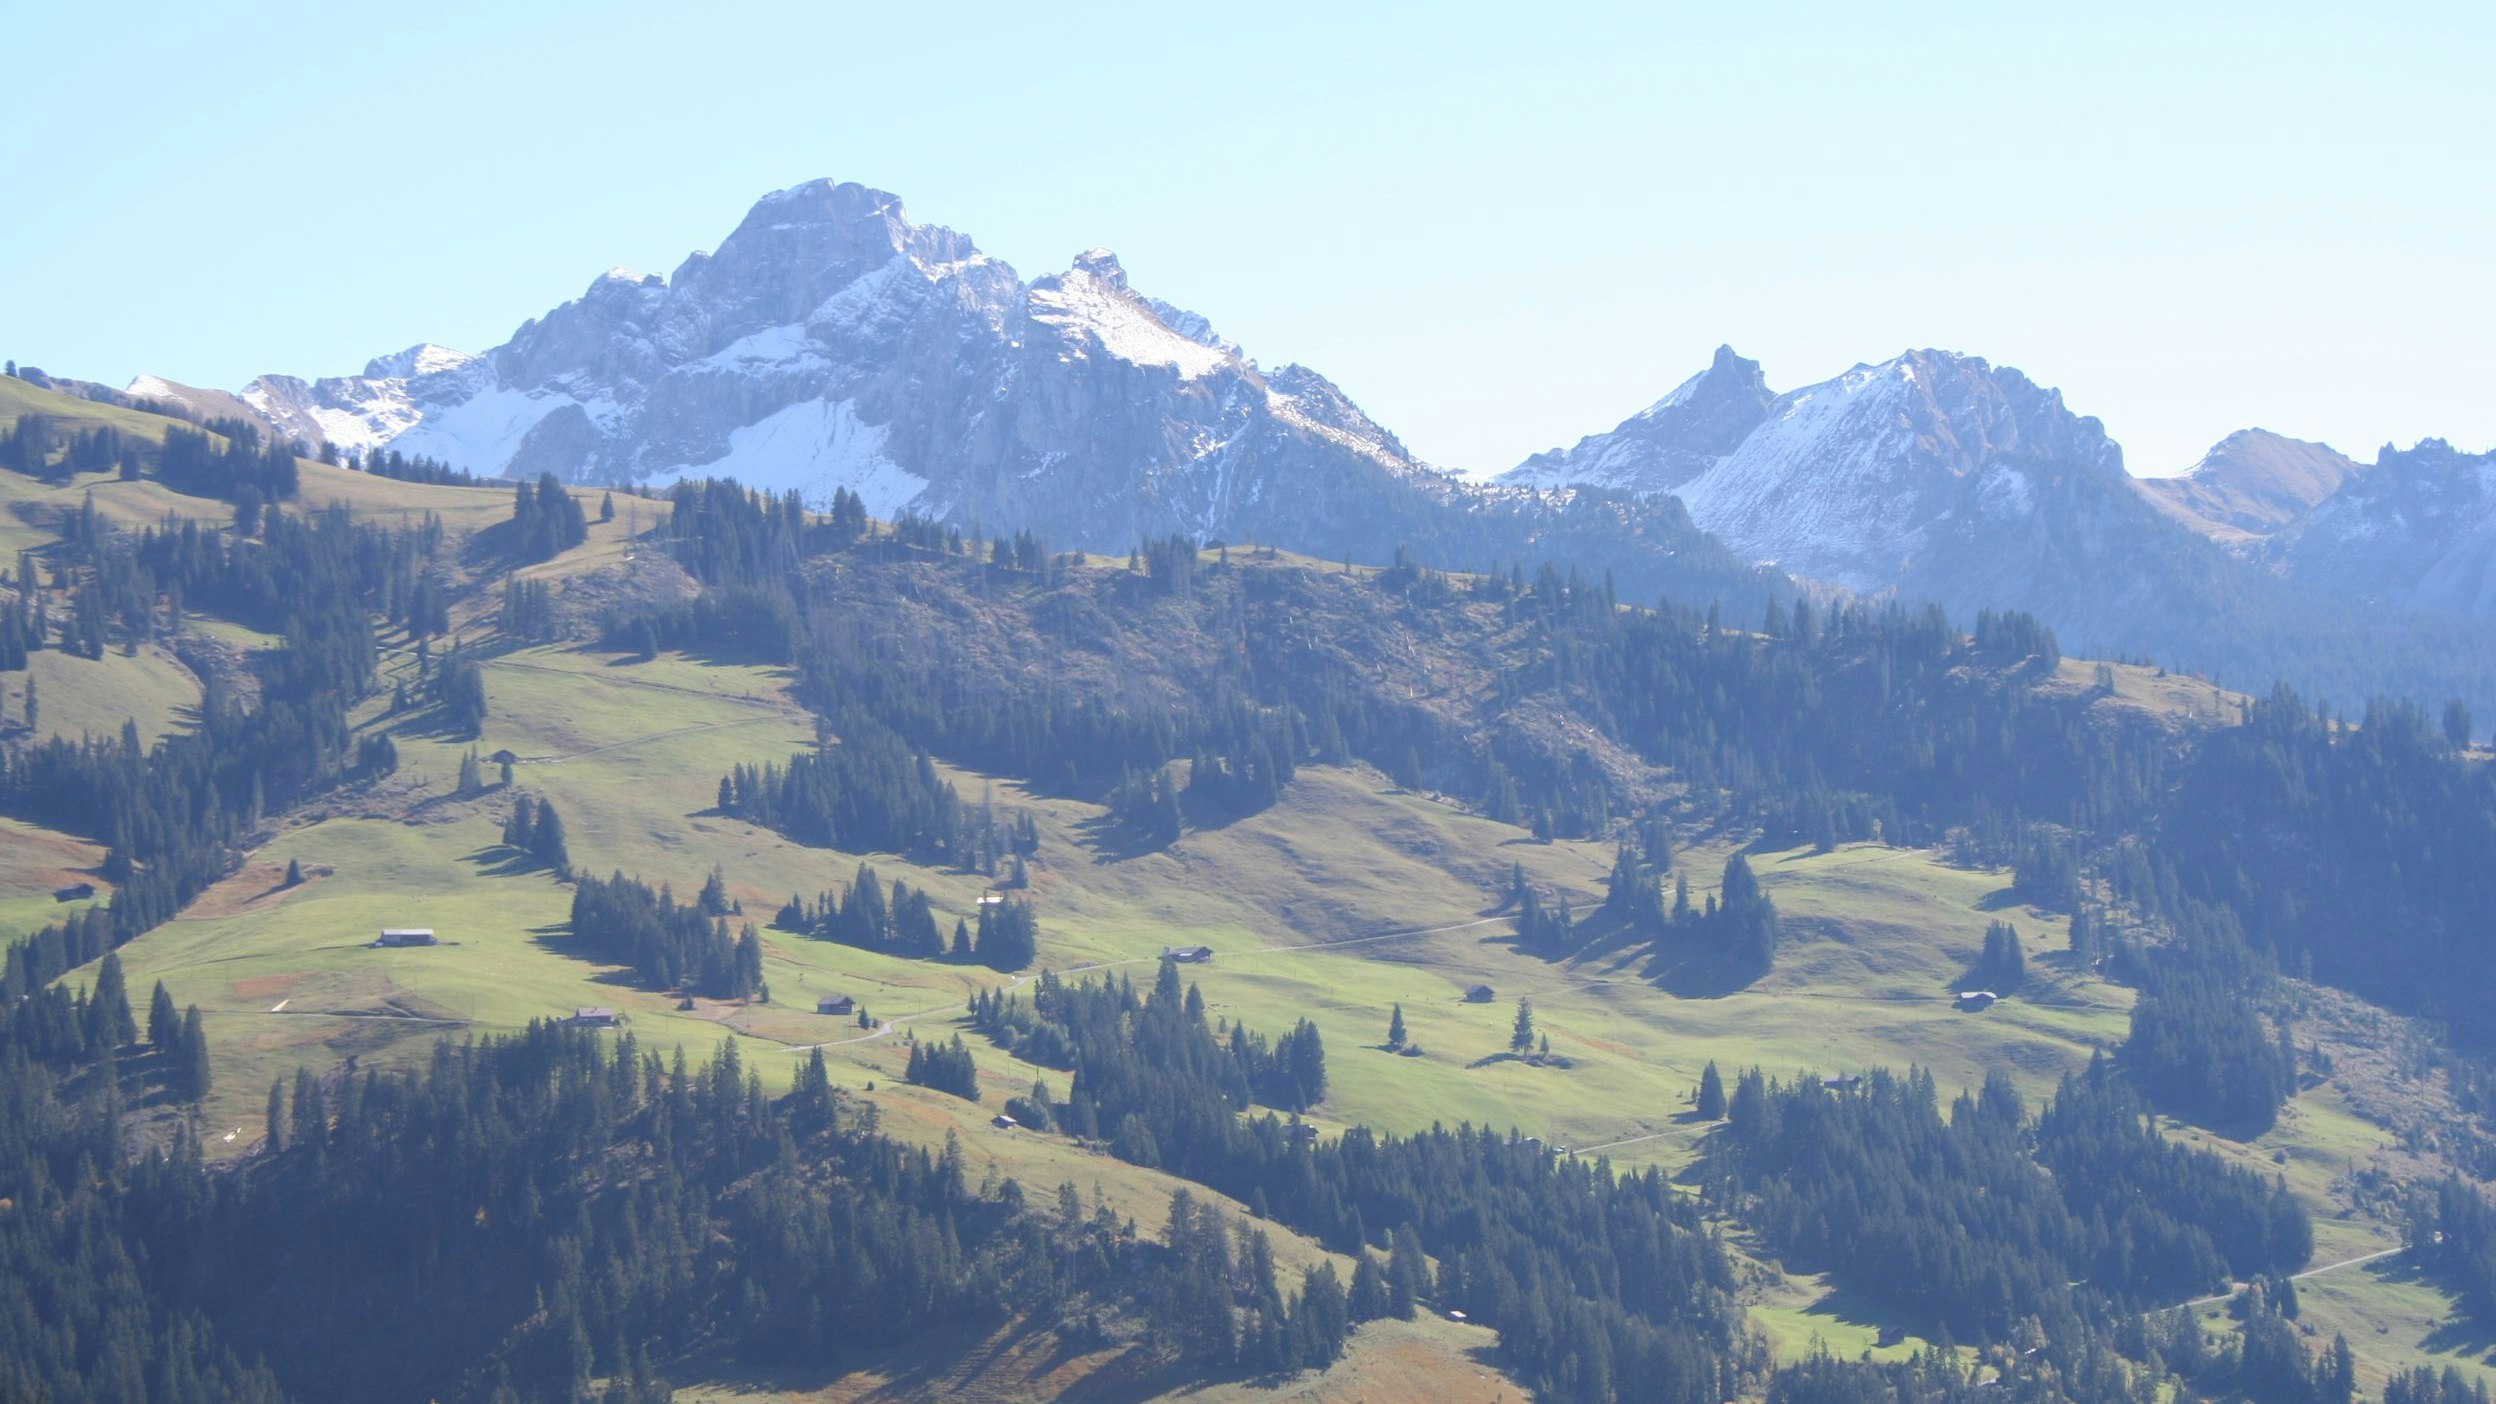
[178,1005,211,1099]
[284,857,304,887]
[147,980,179,1048]
[1386,1002,1406,1049]
[503,793,536,850]
[1510,997,1535,1054]
[1697,1060,1727,1119]
[1348,1252,1392,1322]
[1386,1225,1425,1318]
[532,800,572,876]
[264,1078,287,1154]
[88,952,138,1047]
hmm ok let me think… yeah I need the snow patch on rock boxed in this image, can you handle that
[650,398,927,519]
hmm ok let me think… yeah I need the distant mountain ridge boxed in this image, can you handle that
[140,177,2496,709]
[199,179,1777,614]
[2138,429,2363,542]
[2272,438,2496,617]
[1503,346,2496,713]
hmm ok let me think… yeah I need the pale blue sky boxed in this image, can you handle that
[5,1,2489,477]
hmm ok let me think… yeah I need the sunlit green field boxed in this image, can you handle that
[2,541,2478,1385]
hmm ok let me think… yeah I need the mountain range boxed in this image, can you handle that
[120,178,2496,712]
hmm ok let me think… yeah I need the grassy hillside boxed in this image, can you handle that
[31,615,2151,1376]
[4,435,2491,1397]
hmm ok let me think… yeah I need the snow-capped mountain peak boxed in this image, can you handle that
[1026,250,1234,381]
[361,343,479,380]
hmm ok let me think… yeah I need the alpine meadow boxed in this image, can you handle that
[6,12,2496,1404]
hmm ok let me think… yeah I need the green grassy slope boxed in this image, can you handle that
[0,439,2485,1391]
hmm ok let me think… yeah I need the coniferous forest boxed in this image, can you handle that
[5,421,2496,1403]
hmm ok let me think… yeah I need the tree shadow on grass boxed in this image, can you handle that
[1074,812,1172,866]
[462,844,560,880]
[2385,1258,2496,1363]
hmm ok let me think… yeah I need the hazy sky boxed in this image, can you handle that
[6,1,2489,478]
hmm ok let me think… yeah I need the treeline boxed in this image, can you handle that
[2,412,142,481]
[1704,1058,2309,1343]
[346,443,485,486]
[2162,686,2496,1044]
[160,422,300,504]
[1482,565,2161,847]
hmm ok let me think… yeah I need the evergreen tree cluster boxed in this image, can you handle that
[509,472,589,562]
[157,422,300,504]
[1148,1188,1352,1373]
[1,411,147,481]
[1179,700,1299,820]
[904,1033,980,1100]
[2410,1174,2496,1336]
[0,1014,1306,1404]
[502,575,561,642]
[718,734,965,859]
[1706,1060,2309,1344]
[2163,686,2496,1043]
[349,444,481,486]
[2118,923,2299,1133]
[501,792,573,875]
[773,862,967,962]
[568,871,762,1000]
[0,511,420,998]
[1968,919,2028,991]
[1522,853,1779,972]
[964,959,1754,1404]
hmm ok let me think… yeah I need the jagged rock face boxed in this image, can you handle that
[209,179,1777,613]
[1505,344,1774,493]
[232,180,1426,542]
[1666,350,2126,596]
[2138,429,2363,543]
[1498,346,2425,677]
[1504,348,2139,595]
[2273,439,2496,617]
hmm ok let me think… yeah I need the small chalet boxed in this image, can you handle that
[816,994,855,1016]
[1955,989,1999,1012]
[53,883,96,902]
[376,928,437,947]
[1164,945,1215,964]
[1821,1073,1863,1092]
[978,891,1005,906]
[990,1113,1018,1130]
[1464,984,1496,1003]
[573,1006,620,1026]
[489,749,520,766]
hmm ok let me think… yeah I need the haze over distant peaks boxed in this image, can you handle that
[2138,429,2364,542]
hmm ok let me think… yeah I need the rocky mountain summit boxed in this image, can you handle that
[2138,429,2364,543]
[207,180,1772,610]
